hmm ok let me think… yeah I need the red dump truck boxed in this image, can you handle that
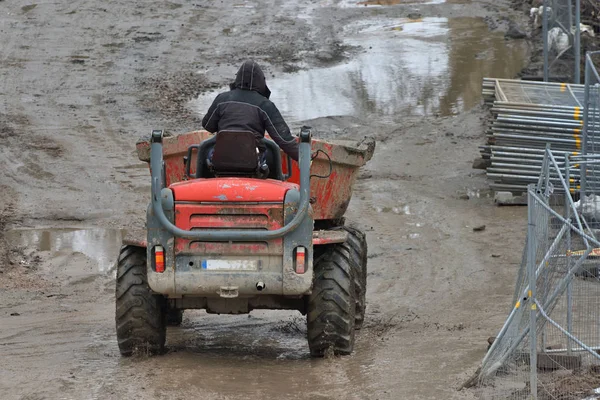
[116,128,375,357]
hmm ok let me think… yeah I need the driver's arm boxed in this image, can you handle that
[261,101,299,161]
[202,95,223,133]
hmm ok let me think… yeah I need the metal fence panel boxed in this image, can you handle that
[542,0,581,82]
[475,146,600,399]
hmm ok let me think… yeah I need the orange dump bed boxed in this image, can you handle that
[136,131,375,221]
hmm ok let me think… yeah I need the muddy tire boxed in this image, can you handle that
[166,309,183,327]
[333,226,367,329]
[115,245,166,356]
[307,244,356,357]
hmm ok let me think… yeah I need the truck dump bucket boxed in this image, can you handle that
[136,130,375,221]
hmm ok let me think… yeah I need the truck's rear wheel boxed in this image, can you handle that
[307,243,356,357]
[334,226,367,329]
[115,245,166,356]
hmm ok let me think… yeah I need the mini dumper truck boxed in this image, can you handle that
[116,127,374,357]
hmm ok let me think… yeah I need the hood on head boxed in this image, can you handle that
[229,60,271,99]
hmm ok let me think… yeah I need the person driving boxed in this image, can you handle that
[201,60,299,163]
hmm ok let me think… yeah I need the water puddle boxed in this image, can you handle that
[133,310,378,397]
[358,0,442,4]
[344,0,467,6]
[6,228,124,273]
[374,204,411,214]
[193,17,527,121]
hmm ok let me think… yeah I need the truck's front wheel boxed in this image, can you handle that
[307,243,356,357]
[115,245,166,356]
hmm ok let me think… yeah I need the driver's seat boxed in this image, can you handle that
[209,131,261,176]
[196,131,284,180]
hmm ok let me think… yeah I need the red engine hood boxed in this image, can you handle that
[170,178,299,202]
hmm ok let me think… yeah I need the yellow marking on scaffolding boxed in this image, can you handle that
[572,151,579,155]
[528,290,532,298]
[531,303,537,310]
[560,83,567,92]
[574,107,581,120]
[566,248,600,257]
[574,128,581,134]
[574,163,580,168]
[569,178,575,183]
[515,300,521,309]
[575,135,581,149]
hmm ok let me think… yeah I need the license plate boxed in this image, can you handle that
[201,260,259,271]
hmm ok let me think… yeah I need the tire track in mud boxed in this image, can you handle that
[0,186,16,273]
[0,5,41,193]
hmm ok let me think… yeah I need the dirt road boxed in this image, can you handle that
[1,1,532,399]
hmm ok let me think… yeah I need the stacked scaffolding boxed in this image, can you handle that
[480,78,600,194]
[581,52,600,199]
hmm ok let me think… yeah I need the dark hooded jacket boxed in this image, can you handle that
[201,60,299,161]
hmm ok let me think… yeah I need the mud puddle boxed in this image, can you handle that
[6,228,123,273]
[193,17,527,122]
[130,310,380,397]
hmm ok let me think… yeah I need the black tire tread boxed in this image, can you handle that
[115,245,166,356]
[307,244,356,357]
[332,226,367,329]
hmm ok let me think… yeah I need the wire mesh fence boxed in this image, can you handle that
[470,51,600,400]
[475,148,600,399]
[542,0,582,82]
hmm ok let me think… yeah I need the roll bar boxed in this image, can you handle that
[149,128,312,241]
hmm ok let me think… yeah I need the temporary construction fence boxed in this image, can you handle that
[540,0,582,82]
[474,147,600,399]
[474,56,600,398]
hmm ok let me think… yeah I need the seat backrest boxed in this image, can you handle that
[211,131,259,173]
[194,133,285,180]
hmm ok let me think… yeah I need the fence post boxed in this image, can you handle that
[543,0,549,82]
[582,55,591,207]
[541,146,551,353]
[565,154,573,355]
[574,0,581,83]
[527,186,538,399]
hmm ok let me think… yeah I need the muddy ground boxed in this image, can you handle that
[1,0,535,399]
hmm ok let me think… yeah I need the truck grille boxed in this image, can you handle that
[174,203,284,256]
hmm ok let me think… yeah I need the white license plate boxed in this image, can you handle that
[201,260,259,271]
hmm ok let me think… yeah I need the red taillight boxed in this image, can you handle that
[155,245,165,273]
[295,246,306,274]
